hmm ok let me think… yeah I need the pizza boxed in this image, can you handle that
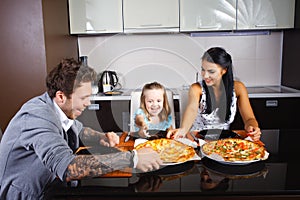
[201,138,267,162]
[134,138,196,163]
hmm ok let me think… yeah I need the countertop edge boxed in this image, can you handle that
[90,89,300,101]
[249,93,300,98]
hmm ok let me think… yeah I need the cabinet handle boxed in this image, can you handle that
[86,29,107,32]
[140,24,162,27]
[265,100,278,107]
[255,24,277,27]
[197,25,219,29]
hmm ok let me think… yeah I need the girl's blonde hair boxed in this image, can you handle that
[140,82,171,122]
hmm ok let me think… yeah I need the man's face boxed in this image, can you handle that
[63,82,92,119]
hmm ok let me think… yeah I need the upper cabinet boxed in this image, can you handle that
[123,0,179,33]
[180,0,295,32]
[237,0,295,30]
[180,0,236,32]
[68,0,123,34]
[68,0,295,34]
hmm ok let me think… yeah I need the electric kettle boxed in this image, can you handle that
[98,70,120,93]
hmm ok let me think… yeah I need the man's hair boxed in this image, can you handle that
[46,58,97,98]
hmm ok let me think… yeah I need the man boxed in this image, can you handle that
[0,58,162,199]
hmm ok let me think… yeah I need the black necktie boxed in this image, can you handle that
[67,128,78,153]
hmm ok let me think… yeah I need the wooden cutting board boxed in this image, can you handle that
[75,132,134,178]
[99,132,134,177]
[100,167,132,178]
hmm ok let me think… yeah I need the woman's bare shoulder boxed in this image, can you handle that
[234,81,247,96]
[190,82,202,95]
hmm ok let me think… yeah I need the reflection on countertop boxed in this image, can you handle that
[44,129,300,199]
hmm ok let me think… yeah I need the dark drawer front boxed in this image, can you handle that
[231,97,300,130]
[77,100,130,132]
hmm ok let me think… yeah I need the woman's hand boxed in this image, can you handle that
[99,132,120,147]
[166,128,186,139]
[246,126,261,142]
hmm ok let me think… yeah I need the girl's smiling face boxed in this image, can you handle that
[201,59,227,87]
[143,88,164,117]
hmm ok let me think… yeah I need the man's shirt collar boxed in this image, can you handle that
[53,101,74,132]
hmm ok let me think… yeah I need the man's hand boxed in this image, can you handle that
[100,132,119,147]
[135,147,162,172]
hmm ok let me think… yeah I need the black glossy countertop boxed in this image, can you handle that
[44,129,300,200]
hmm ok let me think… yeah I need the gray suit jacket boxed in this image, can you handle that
[0,92,82,199]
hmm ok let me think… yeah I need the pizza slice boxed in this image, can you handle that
[134,138,196,163]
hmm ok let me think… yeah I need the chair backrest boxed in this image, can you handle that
[129,89,176,132]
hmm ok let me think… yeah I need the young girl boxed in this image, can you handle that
[133,82,173,138]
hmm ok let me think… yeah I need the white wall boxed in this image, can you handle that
[78,32,282,90]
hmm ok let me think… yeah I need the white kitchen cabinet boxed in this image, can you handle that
[180,0,295,32]
[180,0,236,32]
[237,0,295,30]
[68,0,123,34]
[123,0,179,33]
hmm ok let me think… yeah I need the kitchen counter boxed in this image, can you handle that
[44,129,300,200]
[90,86,300,101]
[90,88,181,101]
[247,85,300,98]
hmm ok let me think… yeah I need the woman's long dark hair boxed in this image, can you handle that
[201,47,234,122]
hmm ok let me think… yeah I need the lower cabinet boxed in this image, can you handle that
[231,97,300,130]
[78,100,130,132]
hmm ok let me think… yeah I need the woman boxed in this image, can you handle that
[167,47,261,141]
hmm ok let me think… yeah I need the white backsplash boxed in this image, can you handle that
[78,32,282,90]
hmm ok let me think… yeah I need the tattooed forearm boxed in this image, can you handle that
[80,127,104,144]
[65,151,133,181]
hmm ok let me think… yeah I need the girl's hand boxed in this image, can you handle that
[138,124,150,138]
[135,115,149,138]
[246,126,261,142]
